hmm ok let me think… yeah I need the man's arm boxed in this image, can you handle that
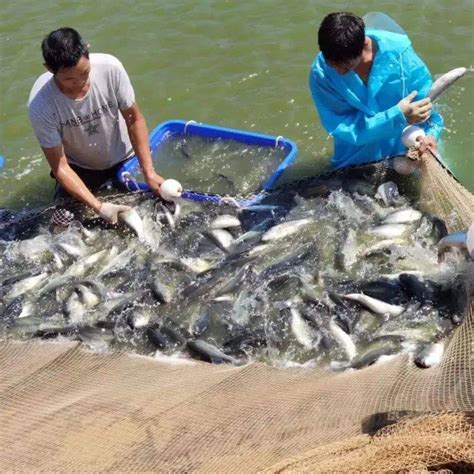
[121,103,164,195]
[43,145,130,223]
[44,145,102,212]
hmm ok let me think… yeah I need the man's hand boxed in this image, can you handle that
[144,170,165,197]
[98,202,132,224]
[399,91,433,124]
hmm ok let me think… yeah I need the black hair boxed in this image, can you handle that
[318,12,365,64]
[41,27,89,73]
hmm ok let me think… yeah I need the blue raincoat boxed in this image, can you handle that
[309,29,443,169]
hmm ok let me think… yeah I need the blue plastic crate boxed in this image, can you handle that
[117,120,298,205]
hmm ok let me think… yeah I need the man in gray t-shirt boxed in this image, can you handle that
[28,27,164,225]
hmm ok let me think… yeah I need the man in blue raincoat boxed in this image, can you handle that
[309,12,442,169]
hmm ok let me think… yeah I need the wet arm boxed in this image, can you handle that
[121,104,164,194]
[42,145,102,213]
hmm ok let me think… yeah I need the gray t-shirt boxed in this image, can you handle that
[28,53,135,170]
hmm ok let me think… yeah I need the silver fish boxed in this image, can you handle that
[368,223,410,238]
[382,209,422,224]
[209,214,241,230]
[428,67,466,102]
[262,218,312,242]
[329,319,356,360]
[186,339,239,364]
[119,208,146,241]
[155,202,176,230]
[64,249,109,278]
[374,181,400,206]
[205,229,234,252]
[97,247,135,277]
[151,280,173,304]
[63,290,86,323]
[76,284,102,309]
[414,341,444,368]
[349,338,403,370]
[3,272,48,302]
[290,307,320,350]
[56,242,85,259]
[37,274,76,297]
[128,311,152,329]
[343,293,405,317]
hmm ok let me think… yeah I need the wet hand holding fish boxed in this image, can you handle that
[99,202,132,224]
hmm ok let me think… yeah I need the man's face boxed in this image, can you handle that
[327,56,361,75]
[53,56,91,96]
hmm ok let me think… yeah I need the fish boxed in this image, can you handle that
[357,279,404,304]
[147,327,169,349]
[343,293,405,317]
[127,310,152,329]
[64,249,109,278]
[398,273,439,304]
[334,227,357,271]
[95,292,145,324]
[77,326,114,352]
[160,326,188,346]
[180,138,191,158]
[63,283,102,323]
[214,264,254,297]
[209,214,241,230]
[189,313,210,337]
[415,214,448,246]
[428,67,467,102]
[204,228,234,252]
[97,247,135,277]
[119,208,146,241]
[290,307,321,350]
[0,159,467,369]
[1,297,30,322]
[3,272,48,302]
[414,340,444,368]
[69,220,97,242]
[150,279,173,304]
[1,269,40,288]
[374,181,400,206]
[186,339,240,364]
[382,209,422,225]
[63,290,86,323]
[154,201,176,230]
[368,224,410,238]
[75,284,102,308]
[36,274,76,297]
[349,337,404,370]
[329,319,357,360]
[261,218,312,242]
[215,173,237,194]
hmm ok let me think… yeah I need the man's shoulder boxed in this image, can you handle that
[90,53,127,72]
[28,72,54,110]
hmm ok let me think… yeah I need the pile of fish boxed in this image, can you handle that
[0,164,471,370]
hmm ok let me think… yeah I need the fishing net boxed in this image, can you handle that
[0,158,473,471]
[418,155,474,232]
